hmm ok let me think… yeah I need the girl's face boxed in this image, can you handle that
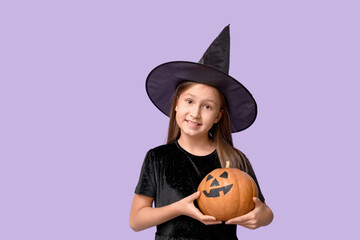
[175,83,223,141]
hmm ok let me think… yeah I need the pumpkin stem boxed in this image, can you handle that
[226,161,230,168]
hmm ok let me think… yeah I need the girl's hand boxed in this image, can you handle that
[225,197,273,229]
[176,191,222,225]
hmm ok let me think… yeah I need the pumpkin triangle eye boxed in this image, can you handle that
[210,179,220,187]
[220,171,228,179]
[206,175,213,182]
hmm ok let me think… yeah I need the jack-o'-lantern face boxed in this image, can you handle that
[202,170,233,197]
[197,163,259,221]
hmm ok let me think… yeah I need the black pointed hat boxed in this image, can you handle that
[146,25,257,133]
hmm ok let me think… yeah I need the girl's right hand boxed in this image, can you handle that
[175,191,222,225]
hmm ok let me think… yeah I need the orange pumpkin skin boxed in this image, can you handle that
[197,165,258,221]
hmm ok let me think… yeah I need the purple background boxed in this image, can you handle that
[1,1,359,239]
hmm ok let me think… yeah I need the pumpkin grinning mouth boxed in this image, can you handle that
[202,184,233,197]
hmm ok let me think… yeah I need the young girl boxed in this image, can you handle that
[129,26,273,240]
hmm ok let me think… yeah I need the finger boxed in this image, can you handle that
[226,213,251,225]
[226,218,254,227]
[192,208,217,221]
[201,219,222,225]
[226,216,244,225]
[189,205,216,220]
[191,207,219,223]
[199,214,222,225]
[253,197,262,207]
[200,215,218,222]
[239,223,258,230]
[195,212,222,225]
[188,191,201,201]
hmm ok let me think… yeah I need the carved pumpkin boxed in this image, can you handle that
[197,161,258,221]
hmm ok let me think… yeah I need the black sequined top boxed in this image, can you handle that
[135,141,264,240]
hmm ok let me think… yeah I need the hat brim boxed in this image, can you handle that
[146,61,257,133]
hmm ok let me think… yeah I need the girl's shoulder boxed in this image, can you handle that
[147,142,177,154]
[144,142,179,160]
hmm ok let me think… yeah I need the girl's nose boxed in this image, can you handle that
[190,106,201,119]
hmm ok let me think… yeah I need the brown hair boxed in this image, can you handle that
[166,81,252,171]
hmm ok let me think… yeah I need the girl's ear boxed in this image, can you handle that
[175,106,178,112]
[214,109,223,123]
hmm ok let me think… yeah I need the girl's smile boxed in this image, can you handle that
[186,120,201,127]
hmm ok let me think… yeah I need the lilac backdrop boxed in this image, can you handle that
[1,1,359,239]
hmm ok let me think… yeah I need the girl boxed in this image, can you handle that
[129,26,273,240]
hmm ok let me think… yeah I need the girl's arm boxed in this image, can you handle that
[129,191,221,232]
[225,197,274,229]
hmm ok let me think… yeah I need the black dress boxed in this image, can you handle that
[135,141,264,240]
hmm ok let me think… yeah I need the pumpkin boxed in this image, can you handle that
[197,161,258,221]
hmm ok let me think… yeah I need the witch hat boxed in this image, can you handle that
[198,25,230,74]
[146,25,257,133]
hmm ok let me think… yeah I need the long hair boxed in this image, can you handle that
[166,81,252,171]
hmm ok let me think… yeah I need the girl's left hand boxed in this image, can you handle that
[225,197,273,230]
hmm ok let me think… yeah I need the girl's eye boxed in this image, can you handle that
[186,99,193,104]
[204,105,212,109]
